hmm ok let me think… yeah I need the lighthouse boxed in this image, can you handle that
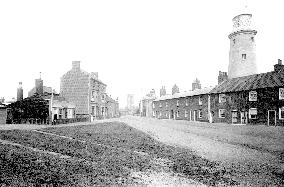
[228,13,257,79]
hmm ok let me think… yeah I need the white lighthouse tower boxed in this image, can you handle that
[228,11,257,79]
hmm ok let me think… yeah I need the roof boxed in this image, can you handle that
[154,87,213,101]
[52,100,76,108]
[210,71,284,94]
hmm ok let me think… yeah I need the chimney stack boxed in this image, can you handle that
[17,82,23,101]
[274,59,284,73]
[218,71,228,84]
[72,61,80,71]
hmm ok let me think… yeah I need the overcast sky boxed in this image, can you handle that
[1,0,284,108]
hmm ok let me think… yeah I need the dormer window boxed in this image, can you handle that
[242,54,247,60]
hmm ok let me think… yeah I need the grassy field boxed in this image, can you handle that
[0,122,245,186]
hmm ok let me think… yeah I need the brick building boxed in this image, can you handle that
[153,87,212,121]
[210,60,284,126]
[60,61,119,120]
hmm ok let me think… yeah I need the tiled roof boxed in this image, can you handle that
[154,87,213,101]
[210,71,284,94]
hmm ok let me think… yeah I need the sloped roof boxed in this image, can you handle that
[154,87,213,101]
[210,71,284,94]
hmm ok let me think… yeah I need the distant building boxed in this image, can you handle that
[127,94,134,110]
[140,89,156,117]
[60,61,119,120]
[0,102,7,124]
[160,86,166,97]
[192,78,201,91]
[28,77,54,97]
[17,82,23,101]
[172,84,179,95]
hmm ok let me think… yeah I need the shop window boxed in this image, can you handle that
[219,109,225,118]
[249,91,257,101]
[249,108,257,119]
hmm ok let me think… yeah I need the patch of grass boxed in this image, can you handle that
[0,122,254,186]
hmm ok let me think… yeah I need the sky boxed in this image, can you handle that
[1,0,284,108]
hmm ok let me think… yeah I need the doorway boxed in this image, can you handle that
[268,110,276,126]
[240,111,247,124]
[232,110,238,124]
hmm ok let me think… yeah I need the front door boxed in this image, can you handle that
[170,110,174,119]
[240,112,247,124]
[232,111,238,124]
[268,110,276,126]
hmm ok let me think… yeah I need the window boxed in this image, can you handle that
[159,102,162,108]
[279,107,284,119]
[242,54,247,60]
[185,110,188,117]
[153,111,155,117]
[251,37,254,42]
[101,94,105,101]
[92,106,95,115]
[177,100,179,106]
[249,91,257,101]
[185,99,189,106]
[159,111,162,117]
[219,94,226,103]
[219,109,225,118]
[249,108,257,119]
[198,110,203,118]
[279,88,284,100]
[176,111,180,118]
[233,39,236,44]
[153,103,155,109]
[198,97,202,105]
[166,102,168,107]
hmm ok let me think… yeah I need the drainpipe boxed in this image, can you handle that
[208,94,212,123]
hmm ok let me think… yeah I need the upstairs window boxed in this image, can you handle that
[242,54,247,60]
[249,108,257,119]
[185,99,189,106]
[166,102,168,107]
[219,94,226,103]
[279,88,284,100]
[159,102,162,108]
[198,96,202,105]
[177,100,179,106]
[249,91,257,101]
[219,109,225,118]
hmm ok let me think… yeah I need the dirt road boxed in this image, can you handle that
[106,116,284,186]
